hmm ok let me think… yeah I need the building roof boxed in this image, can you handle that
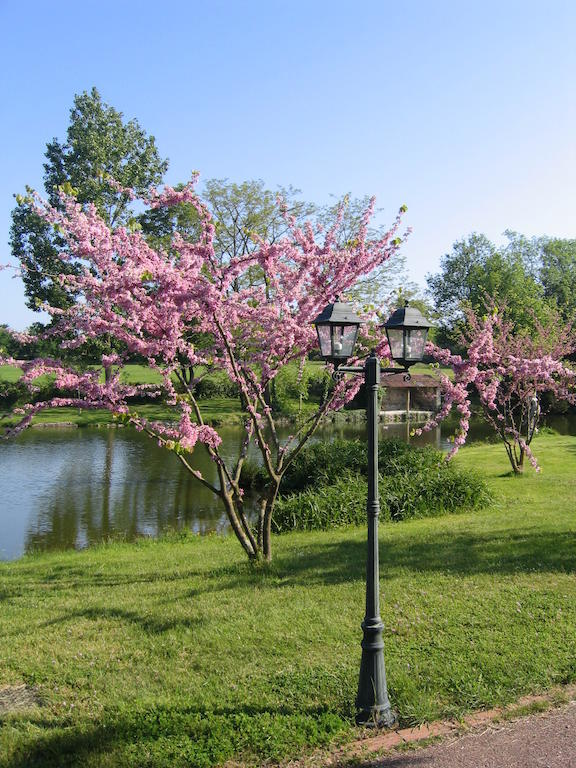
[380,373,441,389]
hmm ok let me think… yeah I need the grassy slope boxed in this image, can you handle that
[0,363,246,426]
[0,363,324,426]
[0,359,443,429]
[1,436,576,766]
[0,364,165,385]
[0,399,244,428]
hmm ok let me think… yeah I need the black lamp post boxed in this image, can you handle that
[313,298,431,727]
[382,302,431,369]
[313,297,362,366]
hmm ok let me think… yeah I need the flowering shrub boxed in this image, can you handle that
[2,179,408,560]
[419,305,576,473]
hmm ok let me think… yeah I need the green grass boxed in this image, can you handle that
[118,365,165,385]
[0,364,309,426]
[1,433,576,766]
[0,364,165,385]
[0,365,23,383]
[0,399,245,429]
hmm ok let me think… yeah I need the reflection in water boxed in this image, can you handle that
[18,428,234,558]
[1,415,574,561]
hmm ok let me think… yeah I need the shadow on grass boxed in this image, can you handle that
[1,702,345,768]
[53,525,574,599]
[6,525,576,609]
[38,606,207,635]
[8,561,206,589]
[264,527,576,588]
[0,587,23,603]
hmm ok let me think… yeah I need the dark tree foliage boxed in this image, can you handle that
[540,238,576,322]
[10,87,168,313]
[9,199,77,311]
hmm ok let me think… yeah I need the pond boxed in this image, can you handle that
[2,415,575,561]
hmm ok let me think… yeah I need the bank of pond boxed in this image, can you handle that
[1,433,576,768]
[2,415,576,561]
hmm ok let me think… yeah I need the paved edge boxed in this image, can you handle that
[333,683,576,765]
[279,683,576,768]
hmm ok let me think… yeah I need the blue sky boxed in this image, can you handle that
[1,0,575,329]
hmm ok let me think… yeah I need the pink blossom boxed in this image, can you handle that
[3,180,410,559]
[426,302,576,472]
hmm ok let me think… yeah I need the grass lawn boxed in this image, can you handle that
[0,365,26,383]
[0,364,316,427]
[0,364,165,384]
[1,433,576,766]
[0,399,244,428]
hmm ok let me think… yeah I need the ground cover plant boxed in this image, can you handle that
[1,433,576,767]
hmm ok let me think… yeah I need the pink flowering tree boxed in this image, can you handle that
[2,181,407,561]
[418,304,576,474]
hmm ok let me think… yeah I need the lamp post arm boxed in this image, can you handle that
[335,360,412,381]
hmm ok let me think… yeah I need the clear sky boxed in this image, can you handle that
[1,0,575,329]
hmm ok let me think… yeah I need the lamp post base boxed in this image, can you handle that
[355,703,397,728]
[355,620,397,728]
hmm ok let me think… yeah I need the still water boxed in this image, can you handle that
[1,416,574,560]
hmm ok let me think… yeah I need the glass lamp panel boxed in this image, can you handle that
[386,328,405,362]
[316,325,333,358]
[405,328,428,360]
[337,324,359,358]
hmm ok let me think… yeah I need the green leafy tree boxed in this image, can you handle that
[0,325,20,357]
[138,182,201,251]
[539,238,576,322]
[426,233,496,325]
[9,199,75,311]
[10,87,168,313]
[427,232,555,348]
[204,178,314,262]
[141,178,315,288]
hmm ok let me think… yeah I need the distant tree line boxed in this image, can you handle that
[7,87,576,370]
[426,231,576,351]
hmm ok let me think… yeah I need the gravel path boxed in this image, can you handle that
[365,701,576,768]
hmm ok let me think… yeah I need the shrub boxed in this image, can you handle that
[0,377,78,408]
[279,439,370,493]
[239,461,269,491]
[273,363,331,413]
[193,375,239,400]
[0,381,27,409]
[280,438,446,494]
[379,466,492,521]
[272,439,492,533]
[272,473,368,532]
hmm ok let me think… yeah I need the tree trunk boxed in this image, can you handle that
[262,379,277,410]
[221,491,259,559]
[504,441,524,475]
[517,445,525,472]
[261,481,281,562]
